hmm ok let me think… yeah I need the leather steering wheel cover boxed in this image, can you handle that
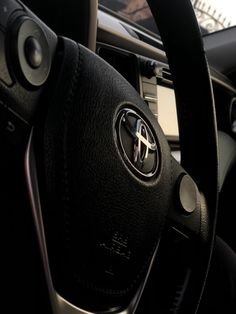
[147,0,219,311]
[147,0,218,204]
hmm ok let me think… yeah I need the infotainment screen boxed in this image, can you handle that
[157,85,179,138]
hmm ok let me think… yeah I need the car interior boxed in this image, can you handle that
[2,0,236,313]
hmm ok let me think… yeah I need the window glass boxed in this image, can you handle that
[98,0,236,35]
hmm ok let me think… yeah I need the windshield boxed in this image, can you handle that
[98,0,236,35]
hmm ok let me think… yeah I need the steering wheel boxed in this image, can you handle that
[24,0,225,313]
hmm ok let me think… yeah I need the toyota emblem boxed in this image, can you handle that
[116,108,159,178]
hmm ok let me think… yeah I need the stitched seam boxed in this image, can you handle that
[61,44,82,252]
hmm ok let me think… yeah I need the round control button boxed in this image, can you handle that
[178,175,200,214]
[12,18,51,87]
[24,36,43,69]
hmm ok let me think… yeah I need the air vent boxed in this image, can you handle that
[155,64,173,86]
[162,67,172,82]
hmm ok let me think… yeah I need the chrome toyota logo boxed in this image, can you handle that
[116,108,159,178]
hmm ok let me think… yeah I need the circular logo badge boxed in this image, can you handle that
[116,108,159,178]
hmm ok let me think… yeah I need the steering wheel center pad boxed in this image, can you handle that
[41,38,174,305]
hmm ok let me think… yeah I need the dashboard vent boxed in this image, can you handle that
[162,67,172,82]
[155,65,173,86]
[139,57,173,86]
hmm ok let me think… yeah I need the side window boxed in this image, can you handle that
[98,0,158,34]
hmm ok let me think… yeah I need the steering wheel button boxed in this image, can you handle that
[24,36,43,69]
[13,18,51,86]
[178,175,200,214]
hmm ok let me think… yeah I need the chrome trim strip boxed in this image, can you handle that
[24,129,160,314]
[88,0,98,51]
[56,294,96,314]
[25,129,59,314]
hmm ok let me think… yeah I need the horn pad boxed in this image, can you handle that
[41,38,173,307]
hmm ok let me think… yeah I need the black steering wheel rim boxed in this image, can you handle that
[147,1,219,311]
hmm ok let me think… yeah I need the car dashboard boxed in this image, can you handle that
[96,7,236,261]
[97,7,236,156]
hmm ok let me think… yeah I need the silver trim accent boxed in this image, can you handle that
[88,0,98,51]
[143,95,158,103]
[25,129,160,314]
[56,294,96,314]
[25,129,59,314]
[139,71,144,98]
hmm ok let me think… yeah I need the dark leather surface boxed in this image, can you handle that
[42,37,173,308]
